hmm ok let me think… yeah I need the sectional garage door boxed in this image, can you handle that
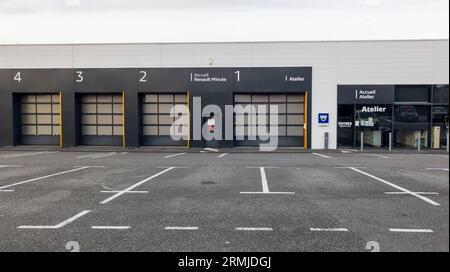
[234,93,305,147]
[19,93,61,145]
[80,94,123,146]
[141,93,188,146]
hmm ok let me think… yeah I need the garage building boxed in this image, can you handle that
[0,39,448,150]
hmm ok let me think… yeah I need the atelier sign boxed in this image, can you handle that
[360,106,387,113]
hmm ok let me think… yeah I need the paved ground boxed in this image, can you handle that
[0,149,448,252]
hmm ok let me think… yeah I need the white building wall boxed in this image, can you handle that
[72,44,161,68]
[161,43,253,67]
[0,40,448,149]
[0,45,73,68]
[432,41,450,84]
[337,41,434,84]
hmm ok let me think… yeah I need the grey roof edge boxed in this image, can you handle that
[0,38,448,46]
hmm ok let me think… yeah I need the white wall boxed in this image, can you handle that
[1,40,448,149]
[338,41,435,84]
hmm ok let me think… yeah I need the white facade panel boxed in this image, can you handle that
[0,45,73,68]
[160,43,252,67]
[432,41,450,84]
[337,41,434,84]
[72,44,161,68]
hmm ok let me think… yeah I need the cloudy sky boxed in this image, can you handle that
[0,0,448,44]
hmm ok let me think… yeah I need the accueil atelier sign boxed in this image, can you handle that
[355,89,376,100]
[338,85,395,105]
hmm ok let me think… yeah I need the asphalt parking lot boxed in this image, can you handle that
[0,149,448,252]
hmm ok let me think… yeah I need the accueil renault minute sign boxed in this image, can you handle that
[338,85,395,104]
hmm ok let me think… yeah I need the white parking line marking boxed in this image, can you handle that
[361,154,390,159]
[246,167,279,169]
[346,167,440,206]
[235,227,273,231]
[334,166,367,169]
[312,153,331,159]
[340,149,357,153]
[89,152,117,159]
[91,226,130,230]
[389,228,433,233]
[260,167,270,193]
[0,190,14,192]
[157,166,190,169]
[164,153,186,159]
[203,148,219,152]
[217,153,229,158]
[426,168,449,172]
[0,166,91,190]
[385,192,439,195]
[99,167,176,204]
[76,153,103,159]
[0,151,58,159]
[100,190,149,194]
[240,192,296,195]
[74,166,105,168]
[165,226,199,230]
[241,167,295,195]
[0,165,22,168]
[310,228,349,232]
[18,210,91,229]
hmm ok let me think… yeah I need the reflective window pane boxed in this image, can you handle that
[159,94,173,103]
[395,86,430,103]
[37,126,52,135]
[98,126,113,136]
[97,95,113,103]
[269,94,286,102]
[234,94,251,103]
[433,85,449,104]
[142,115,158,125]
[287,126,303,136]
[145,94,158,103]
[113,126,123,136]
[394,105,430,123]
[143,126,158,136]
[252,95,269,103]
[22,125,37,135]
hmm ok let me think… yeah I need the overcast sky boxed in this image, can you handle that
[0,0,448,44]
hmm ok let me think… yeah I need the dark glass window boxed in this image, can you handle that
[393,105,431,148]
[433,85,449,104]
[355,105,392,148]
[394,105,430,124]
[337,105,354,147]
[431,106,449,149]
[432,106,449,124]
[395,86,430,103]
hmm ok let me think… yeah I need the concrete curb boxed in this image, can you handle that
[0,146,449,155]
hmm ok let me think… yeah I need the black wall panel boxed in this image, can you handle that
[0,67,312,148]
[0,70,13,146]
